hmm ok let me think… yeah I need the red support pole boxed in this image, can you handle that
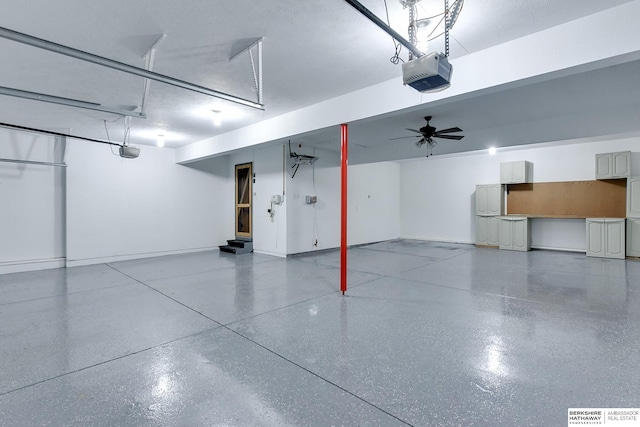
[340,123,348,295]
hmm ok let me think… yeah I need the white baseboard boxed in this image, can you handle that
[0,257,66,275]
[530,245,586,253]
[399,236,475,245]
[253,249,287,258]
[66,246,219,268]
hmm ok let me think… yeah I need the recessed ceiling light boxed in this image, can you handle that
[157,134,165,147]
[488,147,496,155]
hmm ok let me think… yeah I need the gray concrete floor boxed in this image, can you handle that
[1,240,639,426]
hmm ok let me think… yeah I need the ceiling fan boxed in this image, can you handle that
[390,116,464,156]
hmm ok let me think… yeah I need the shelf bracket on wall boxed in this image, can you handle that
[229,37,264,106]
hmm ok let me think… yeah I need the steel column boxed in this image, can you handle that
[340,123,349,295]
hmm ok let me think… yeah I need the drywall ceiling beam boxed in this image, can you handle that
[0,26,264,110]
[342,0,424,58]
[0,85,146,118]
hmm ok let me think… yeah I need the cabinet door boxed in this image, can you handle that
[476,185,489,215]
[627,178,640,217]
[487,184,502,216]
[512,161,526,183]
[476,216,488,245]
[604,220,625,259]
[512,218,529,251]
[500,163,512,184]
[595,154,612,179]
[586,220,605,257]
[612,152,631,178]
[499,218,513,250]
[627,218,640,257]
[487,216,500,246]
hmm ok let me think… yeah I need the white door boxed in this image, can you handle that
[487,216,500,246]
[512,161,525,183]
[586,220,605,257]
[499,218,513,250]
[476,216,488,245]
[476,185,489,215]
[488,184,502,216]
[604,220,625,259]
[595,154,612,179]
[627,178,640,217]
[613,152,630,177]
[627,218,640,257]
[512,218,528,251]
[500,163,512,184]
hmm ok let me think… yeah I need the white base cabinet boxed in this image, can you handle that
[586,219,625,259]
[627,218,640,257]
[499,217,531,251]
[476,216,500,246]
[595,151,631,180]
[476,184,503,216]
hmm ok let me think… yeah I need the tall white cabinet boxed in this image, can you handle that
[628,178,640,217]
[586,219,625,259]
[475,184,503,247]
[499,217,531,251]
[627,177,640,257]
[627,218,640,257]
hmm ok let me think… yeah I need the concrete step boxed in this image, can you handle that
[227,239,253,250]
[219,239,253,255]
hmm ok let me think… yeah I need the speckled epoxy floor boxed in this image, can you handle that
[1,240,639,426]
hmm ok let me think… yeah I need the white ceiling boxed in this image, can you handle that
[0,0,638,161]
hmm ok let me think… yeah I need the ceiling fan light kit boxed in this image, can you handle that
[390,115,464,156]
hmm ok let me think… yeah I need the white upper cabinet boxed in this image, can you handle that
[476,184,503,216]
[627,178,640,217]
[500,161,532,184]
[595,151,631,180]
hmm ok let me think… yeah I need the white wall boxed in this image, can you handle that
[286,148,341,254]
[251,145,287,256]
[399,136,640,251]
[66,141,231,267]
[0,128,66,274]
[348,161,401,246]
[286,148,401,254]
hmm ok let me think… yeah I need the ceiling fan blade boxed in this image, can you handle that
[434,127,463,134]
[434,134,465,140]
[406,128,423,134]
[389,135,422,140]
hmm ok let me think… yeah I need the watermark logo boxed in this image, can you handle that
[568,408,640,426]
